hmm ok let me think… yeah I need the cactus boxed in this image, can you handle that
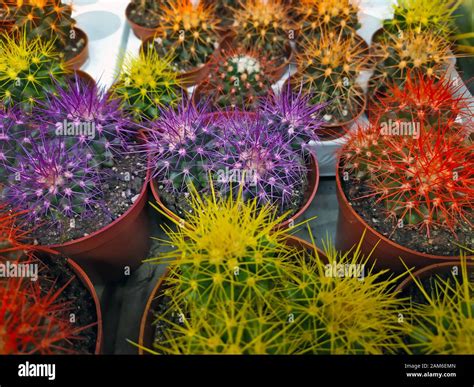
[369,29,454,98]
[144,0,221,72]
[8,0,84,62]
[35,76,133,168]
[0,254,97,354]
[0,33,67,110]
[340,122,474,237]
[199,48,274,109]
[296,0,360,39]
[283,235,409,354]
[232,0,292,62]
[211,112,310,216]
[140,99,217,216]
[294,31,370,125]
[111,49,183,121]
[370,72,472,129]
[384,0,462,37]
[3,131,104,237]
[403,254,473,354]
[0,205,36,260]
[143,183,302,354]
[260,84,324,153]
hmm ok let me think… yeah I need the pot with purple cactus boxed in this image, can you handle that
[1,78,150,282]
[145,89,322,229]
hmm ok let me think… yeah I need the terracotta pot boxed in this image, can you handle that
[64,27,89,71]
[125,2,159,41]
[334,154,473,273]
[67,257,103,354]
[395,260,474,293]
[150,152,319,230]
[138,234,327,354]
[71,69,96,87]
[48,171,151,283]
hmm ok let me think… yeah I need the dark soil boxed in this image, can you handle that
[35,153,146,245]
[38,254,98,354]
[156,173,308,220]
[62,29,87,63]
[342,175,474,256]
[128,3,161,29]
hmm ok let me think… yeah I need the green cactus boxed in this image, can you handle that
[0,32,67,110]
[110,49,183,121]
[144,0,221,72]
[295,31,370,125]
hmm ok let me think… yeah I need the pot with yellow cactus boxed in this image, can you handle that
[6,0,89,70]
[291,28,371,140]
[397,254,474,354]
[136,186,409,355]
[139,0,223,87]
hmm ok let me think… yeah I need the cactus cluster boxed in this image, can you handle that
[0,33,67,110]
[200,48,274,109]
[384,0,462,36]
[232,0,292,62]
[403,255,473,354]
[341,123,474,237]
[294,31,370,125]
[143,189,408,354]
[111,49,183,121]
[295,0,360,39]
[369,30,454,98]
[7,0,83,61]
[144,93,321,218]
[144,0,221,72]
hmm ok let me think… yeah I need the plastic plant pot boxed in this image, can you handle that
[64,27,89,71]
[125,2,159,41]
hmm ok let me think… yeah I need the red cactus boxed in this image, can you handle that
[0,255,96,354]
[369,72,472,130]
[341,123,474,237]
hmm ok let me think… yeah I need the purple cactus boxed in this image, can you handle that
[34,76,133,167]
[260,84,324,152]
[211,113,309,211]
[141,99,217,196]
[4,131,104,230]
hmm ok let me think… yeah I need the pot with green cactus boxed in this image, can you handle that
[110,48,184,122]
[142,91,322,229]
[0,33,69,111]
[136,187,409,355]
[397,254,473,354]
[1,78,151,281]
[335,119,474,273]
[126,0,164,40]
[231,0,295,70]
[6,0,89,70]
[292,29,371,140]
[139,0,222,87]
[0,210,103,354]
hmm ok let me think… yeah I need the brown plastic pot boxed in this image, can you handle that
[72,69,96,87]
[137,234,328,354]
[395,260,474,293]
[67,257,103,354]
[64,27,89,71]
[150,151,319,230]
[335,154,473,273]
[48,171,151,283]
[125,2,159,41]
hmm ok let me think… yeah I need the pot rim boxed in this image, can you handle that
[125,2,159,37]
